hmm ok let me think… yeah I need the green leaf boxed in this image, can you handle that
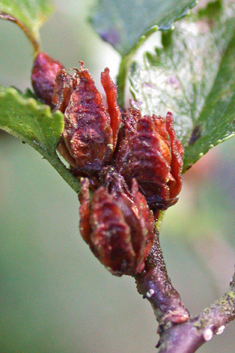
[91,0,197,57]
[0,86,81,192]
[0,0,54,43]
[129,1,235,172]
[0,85,63,153]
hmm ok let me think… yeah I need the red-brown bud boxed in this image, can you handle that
[52,64,121,177]
[114,109,184,212]
[31,52,64,106]
[78,170,155,276]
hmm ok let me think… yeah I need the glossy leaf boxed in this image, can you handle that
[0,86,80,192]
[0,86,63,153]
[91,0,197,56]
[0,0,54,42]
[130,1,235,171]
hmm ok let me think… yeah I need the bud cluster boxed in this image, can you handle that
[31,52,184,276]
[79,169,154,276]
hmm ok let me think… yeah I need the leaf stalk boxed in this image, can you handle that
[0,12,40,56]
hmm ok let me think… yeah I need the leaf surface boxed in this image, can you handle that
[0,0,54,41]
[130,1,235,171]
[0,86,81,192]
[91,0,197,56]
[0,86,63,154]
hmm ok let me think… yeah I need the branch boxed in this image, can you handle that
[135,227,235,353]
[135,229,190,327]
[158,272,235,353]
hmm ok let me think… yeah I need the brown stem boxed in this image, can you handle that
[157,272,235,353]
[135,228,235,353]
[135,229,190,328]
[0,12,40,55]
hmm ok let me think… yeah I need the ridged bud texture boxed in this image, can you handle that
[79,171,154,276]
[115,109,183,211]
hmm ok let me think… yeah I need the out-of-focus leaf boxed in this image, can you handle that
[0,0,54,42]
[130,1,235,172]
[91,0,197,56]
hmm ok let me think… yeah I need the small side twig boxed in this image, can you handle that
[157,272,235,353]
[135,227,235,353]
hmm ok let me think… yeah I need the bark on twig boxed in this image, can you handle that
[135,228,235,353]
[135,229,190,327]
[158,272,235,353]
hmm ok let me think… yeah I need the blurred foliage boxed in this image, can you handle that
[91,0,197,56]
[0,0,235,352]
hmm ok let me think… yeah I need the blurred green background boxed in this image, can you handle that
[0,1,235,352]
